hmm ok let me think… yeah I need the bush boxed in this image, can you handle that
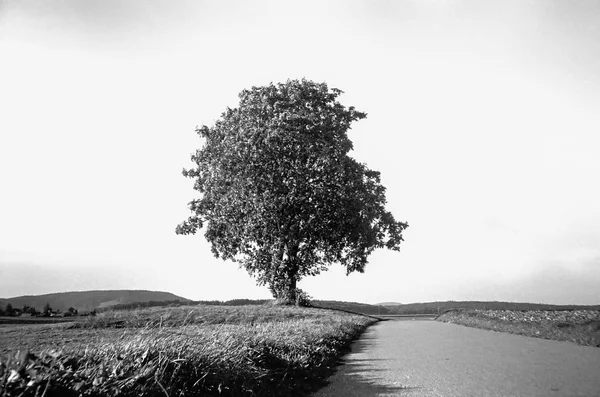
[295,289,312,307]
[270,289,311,307]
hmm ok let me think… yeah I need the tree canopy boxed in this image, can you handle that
[177,79,408,303]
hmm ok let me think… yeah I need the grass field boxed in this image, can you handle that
[437,309,600,347]
[0,317,76,326]
[0,304,376,396]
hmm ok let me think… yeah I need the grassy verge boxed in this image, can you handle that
[436,309,600,347]
[0,304,376,396]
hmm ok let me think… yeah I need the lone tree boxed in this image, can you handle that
[177,79,408,304]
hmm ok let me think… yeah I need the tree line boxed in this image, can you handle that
[0,303,79,317]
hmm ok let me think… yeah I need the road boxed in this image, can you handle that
[313,319,600,397]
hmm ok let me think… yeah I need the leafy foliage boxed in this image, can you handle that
[178,79,408,301]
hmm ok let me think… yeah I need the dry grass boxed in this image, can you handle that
[72,304,338,329]
[0,304,376,396]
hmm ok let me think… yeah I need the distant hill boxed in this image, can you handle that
[0,290,190,313]
[4,292,595,317]
[313,300,392,315]
[380,301,600,315]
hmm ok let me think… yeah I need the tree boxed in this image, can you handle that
[22,305,37,316]
[5,303,13,316]
[43,302,52,316]
[27,306,39,316]
[177,79,408,304]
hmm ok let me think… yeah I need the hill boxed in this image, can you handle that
[313,300,393,315]
[380,301,600,315]
[0,290,190,312]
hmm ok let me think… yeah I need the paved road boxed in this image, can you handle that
[313,319,600,397]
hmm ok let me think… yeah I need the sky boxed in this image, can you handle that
[1,0,599,305]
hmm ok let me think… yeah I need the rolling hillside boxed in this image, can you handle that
[3,291,596,317]
[0,290,190,312]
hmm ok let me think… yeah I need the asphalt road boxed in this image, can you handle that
[313,319,600,397]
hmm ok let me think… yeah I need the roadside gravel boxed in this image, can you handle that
[469,309,600,324]
[437,309,600,347]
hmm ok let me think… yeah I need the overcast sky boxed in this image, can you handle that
[1,0,599,305]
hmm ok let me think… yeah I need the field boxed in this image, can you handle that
[0,304,377,396]
[0,317,76,325]
[437,309,600,347]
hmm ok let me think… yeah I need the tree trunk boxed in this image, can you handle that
[268,245,300,304]
[268,240,285,299]
[283,276,297,303]
[269,265,298,304]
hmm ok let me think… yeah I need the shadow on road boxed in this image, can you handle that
[313,326,421,396]
[333,361,420,396]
